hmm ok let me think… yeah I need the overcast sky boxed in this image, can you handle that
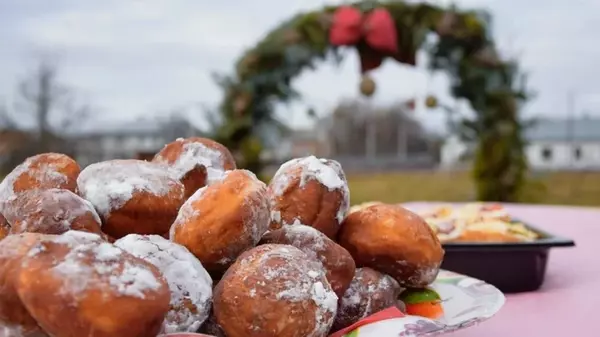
[1,0,600,133]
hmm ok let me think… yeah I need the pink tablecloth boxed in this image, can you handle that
[405,202,600,337]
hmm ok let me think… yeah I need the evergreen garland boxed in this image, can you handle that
[213,0,529,202]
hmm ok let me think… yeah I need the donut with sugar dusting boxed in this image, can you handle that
[267,156,350,239]
[331,267,402,332]
[114,234,213,333]
[0,153,80,212]
[0,214,9,241]
[259,224,355,297]
[77,159,185,239]
[0,233,50,336]
[153,137,236,199]
[338,204,444,288]
[16,231,170,337]
[213,244,338,337]
[2,188,104,237]
[170,169,269,276]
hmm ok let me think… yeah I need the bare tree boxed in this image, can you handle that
[0,101,18,130]
[14,59,91,143]
[0,58,93,171]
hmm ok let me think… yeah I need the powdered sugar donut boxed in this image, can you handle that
[259,224,355,297]
[338,204,444,287]
[214,244,338,337]
[170,169,269,276]
[16,231,170,337]
[0,153,80,212]
[114,234,213,333]
[0,214,9,241]
[267,156,350,239]
[153,137,236,199]
[77,159,185,239]
[3,188,104,237]
[332,267,402,332]
[0,233,50,337]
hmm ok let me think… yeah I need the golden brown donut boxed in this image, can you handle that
[332,267,402,332]
[2,188,104,237]
[267,156,350,239]
[16,231,171,337]
[259,224,356,297]
[0,233,51,336]
[338,204,444,288]
[213,244,338,337]
[170,169,270,276]
[114,234,213,333]
[348,201,383,214]
[77,159,185,239]
[0,213,9,241]
[0,153,80,211]
[153,137,237,199]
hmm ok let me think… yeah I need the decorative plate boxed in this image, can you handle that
[334,269,505,337]
[162,270,505,337]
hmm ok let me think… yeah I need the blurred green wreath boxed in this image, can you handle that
[212,0,530,202]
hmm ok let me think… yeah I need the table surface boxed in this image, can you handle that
[405,202,600,337]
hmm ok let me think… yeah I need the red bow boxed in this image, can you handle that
[329,6,399,73]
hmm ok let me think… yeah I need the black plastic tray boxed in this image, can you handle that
[440,222,575,293]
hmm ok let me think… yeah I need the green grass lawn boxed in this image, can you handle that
[347,170,600,207]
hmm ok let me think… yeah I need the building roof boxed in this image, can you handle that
[0,130,32,155]
[67,119,164,137]
[525,118,600,142]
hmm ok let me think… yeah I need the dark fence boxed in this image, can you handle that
[264,153,437,175]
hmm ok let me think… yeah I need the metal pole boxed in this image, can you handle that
[567,90,576,167]
[397,109,404,158]
[366,98,376,159]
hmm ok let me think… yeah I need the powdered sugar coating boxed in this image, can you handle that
[0,324,24,337]
[154,138,230,180]
[281,225,327,259]
[0,324,46,337]
[0,233,42,260]
[3,188,102,235]
[26,231,163,300]
[272,156,345,192]
[269,156,350,225]
[235,245,338,336]
[239,170,271,245]
[77,160,183,218]
[407,262,442,286]
[168,186,206,240]
[114,234,213,333]
[170,169,269,258]
[260,225,357,298]
[333,268,401,331]
[0,153,73,212]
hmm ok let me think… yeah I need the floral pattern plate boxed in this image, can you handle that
[336,270,505,337]
[162,270,504,337]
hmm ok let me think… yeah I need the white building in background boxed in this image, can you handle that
[69,118,198,167]
[441,118,600,170]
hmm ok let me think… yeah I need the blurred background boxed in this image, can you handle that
[0,0,599,206]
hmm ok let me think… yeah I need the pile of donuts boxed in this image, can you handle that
[0,137,444,337]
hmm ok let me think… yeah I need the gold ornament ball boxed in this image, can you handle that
[360,76,376,97]
[425,95,438,108]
